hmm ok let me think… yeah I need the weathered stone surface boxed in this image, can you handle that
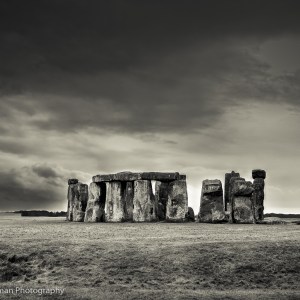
[133,180,157,222]
[72,183,88,222]
[230,178,254,223]
[224,171,240,211]
[68,178,78,185]
[231,179,254,196]
[186,207,195,221]
[67,181,77,221]
[252,178,265,222]
[199,179,226,223]
[93,172,180,182]
[124,181,134,221]
[141,172,180,181]
[93,172,140,182]
[228,177,244,223]
[105,182,126,222]
[252,169,266,179]
[84,182,106,222]
[155,181,170,220]
[166,179,188,221]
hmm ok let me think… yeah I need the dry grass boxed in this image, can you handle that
[0,213,299,299]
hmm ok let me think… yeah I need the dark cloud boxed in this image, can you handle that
[0,1,299,135]
[0,164,92,211]
[0,168,63,211]
[31,164,61,179]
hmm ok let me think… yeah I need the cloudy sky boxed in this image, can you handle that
[0,0,299,213]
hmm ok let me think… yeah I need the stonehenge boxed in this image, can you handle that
[67,171,188,222]
[67,169,266,224]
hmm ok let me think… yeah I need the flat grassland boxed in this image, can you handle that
[0,214,299,300]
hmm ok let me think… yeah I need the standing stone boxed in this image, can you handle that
[124,182,134,221]
[73,183,88,222]
[252,169,266,222]
[67,179,78,221]
[84,182,106,222]
[105,182,125,222]
[155,181,170,220]
[224,171,240,211]
[198,179,226,223]
[166,179,188,222]
[230,177,254,223]
[133,180,157,222]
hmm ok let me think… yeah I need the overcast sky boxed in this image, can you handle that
[0,0,299,213]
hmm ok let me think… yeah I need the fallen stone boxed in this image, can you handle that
[105,182,126,222]
[252,169,266,179]
[230,178,254,223]
[166,179,188,222]
[186,207,195,221]
[133,180,157,222]
[252,178,265,222]
[259,217,287,225]
[73,183,88,222]
[84,182,106,222]
[224,171,240,211]
[198,179,226,223]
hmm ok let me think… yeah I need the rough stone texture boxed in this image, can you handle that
[133,180,157,222]
[166,179,188,222]
[93,172,180,182]
[141,172,179,181]
[224,171,240,211]
[105,182,126,222]
[67,181,77,221]
[155,181,170,220]
[199,179,226,223]
[72,183,88,222]
[228,177,244,223]
[230,178,254,224]
[124,181,134,221]
[252,169,266,179]
[84,182,106,222]
[252,177,265,222]
[68,178,78,185]
[186,207,195,221]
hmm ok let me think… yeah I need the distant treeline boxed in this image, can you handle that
[264,213,300,218]
[18,210,67,217]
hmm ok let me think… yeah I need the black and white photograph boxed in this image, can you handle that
[0,0,299,299]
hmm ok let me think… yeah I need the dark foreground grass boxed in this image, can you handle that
[0,214,299,299]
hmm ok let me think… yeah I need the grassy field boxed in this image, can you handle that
[0,214,299,299]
